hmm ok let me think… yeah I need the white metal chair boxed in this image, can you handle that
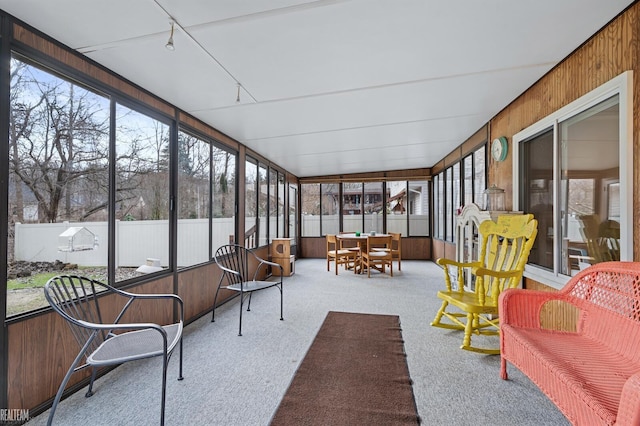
[43,275,184,426]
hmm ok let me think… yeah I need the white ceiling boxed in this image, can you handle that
[0,0,634,177]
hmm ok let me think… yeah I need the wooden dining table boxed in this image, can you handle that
[336,233,389,274]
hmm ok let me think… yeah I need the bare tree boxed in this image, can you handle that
[9,60,110,223]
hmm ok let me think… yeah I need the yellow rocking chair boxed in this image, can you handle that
[431,214,538,354]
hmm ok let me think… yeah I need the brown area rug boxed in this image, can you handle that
[270,311,420,425]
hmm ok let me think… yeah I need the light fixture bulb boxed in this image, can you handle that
[165,21,175,51]
[236,83,241,103]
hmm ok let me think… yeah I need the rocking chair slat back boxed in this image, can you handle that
[431,214,538,354]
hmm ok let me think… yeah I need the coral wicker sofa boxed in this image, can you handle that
[499,262,640,426]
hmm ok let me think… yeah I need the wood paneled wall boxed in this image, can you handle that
[8,250,271,412]
[488,4,640,217]
[300,237,431,260]
[524,278,578,332]
[8,278,174,410]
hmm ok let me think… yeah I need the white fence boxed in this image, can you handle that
[14,218,236,268]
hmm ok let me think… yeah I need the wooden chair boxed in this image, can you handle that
[326,234,359,274]
[430,214,538,354]
[361,235,394,278]
[578,214,620,264]
[373,232,402,270]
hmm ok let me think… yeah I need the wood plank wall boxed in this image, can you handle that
[8,278,174,410]
[300,236,431,261]
[524,279,579,332]
[489,4,640,330]
[488,4,640,230]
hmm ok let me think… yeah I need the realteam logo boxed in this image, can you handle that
[0,409,30,424]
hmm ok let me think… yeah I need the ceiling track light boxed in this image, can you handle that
[165,21,175,51]
[236,83,241,103]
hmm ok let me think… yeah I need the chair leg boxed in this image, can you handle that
[47,345,90,426]
[238,292,245,336]
[160,352,168,426]
[178,337,184,381]
[279,284,284,321]
[500,357,508,380]
[211,286,222,323]
[86,366,97,397]
[430,300,449,327]
[461,312,475,350]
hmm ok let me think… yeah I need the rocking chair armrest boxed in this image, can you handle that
[473,268,522,279]
[437,259,483,292]
[436,258,482,269]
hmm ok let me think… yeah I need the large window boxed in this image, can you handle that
[301,180,429,237]
[245,158,258,248]
[115,103,171,278]
[289,184,298,243]
[177,131,210,267]
[449,163,460,242]
[211,143,236,248]
[176,130,236,267]
[8,58,110,316]
[408,180,429,236]
[434,174,444,240]
[301,183,320,236]
[269,168,278,242]
[364,182,384,234]
[473,146,486,205]
[322,183,340,235]
[515,73,632,285]
[386,181,408,236]
[432,144,486,242]
[258,163,268,247]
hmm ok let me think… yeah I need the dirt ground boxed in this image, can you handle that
[6,266,140,316]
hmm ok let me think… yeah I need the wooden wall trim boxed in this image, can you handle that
[299,237,431,260]
[299,168,431,183]
[13,24,175,117]
[461,125,488,157]
[179,112,240,151]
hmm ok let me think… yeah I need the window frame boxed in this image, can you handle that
[513,71,633,288]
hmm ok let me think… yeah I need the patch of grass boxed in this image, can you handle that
[7,272,61,290]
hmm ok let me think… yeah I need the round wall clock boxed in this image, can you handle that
[491,136,508,162]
